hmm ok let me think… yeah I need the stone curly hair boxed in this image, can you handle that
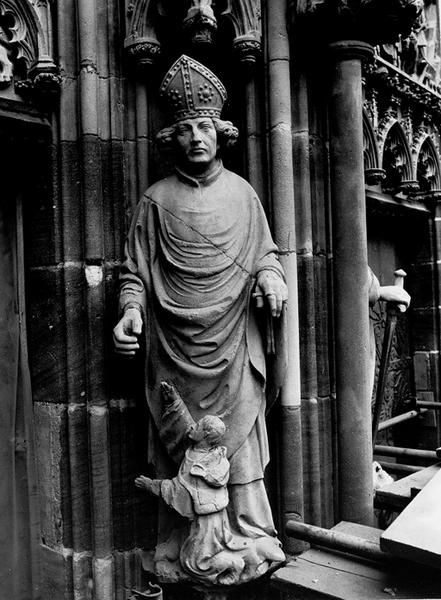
[156,118,239,152]
[189,415,226,445]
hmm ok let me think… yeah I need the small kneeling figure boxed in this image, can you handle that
[135,413,284,587]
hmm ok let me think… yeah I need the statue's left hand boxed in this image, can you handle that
[253,271,288,318]
[135,475,153,492]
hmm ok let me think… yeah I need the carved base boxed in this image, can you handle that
[161,561,283,600]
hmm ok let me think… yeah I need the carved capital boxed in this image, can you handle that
[125,36,162,70]
[221,0,262,67]
[233,35,261,68]
[397,179,420,193]
[31,68,62,97]
[294,0,421,46]
[365,167,386,185]
[329,40,374,62]
[124,0,162,71]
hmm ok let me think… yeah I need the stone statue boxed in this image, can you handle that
[113,55,287,586]
[136,382,284,586]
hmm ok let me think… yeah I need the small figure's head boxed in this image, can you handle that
[372,461,394,490]
[189,415,226,447]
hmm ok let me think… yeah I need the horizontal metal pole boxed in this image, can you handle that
[378,409,427,431]
[378,461,424,475]
[374,444,438,461]
[416,401,441,409]
[285,520,391,562]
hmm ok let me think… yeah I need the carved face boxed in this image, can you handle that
[175,117,218,171]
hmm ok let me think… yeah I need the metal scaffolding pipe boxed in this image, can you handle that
[329,40,374,526]
[378,409,427,431]
[378,461,424,475]
[416,401,441,409]
[375,445,438,461]
[285,520,390,562]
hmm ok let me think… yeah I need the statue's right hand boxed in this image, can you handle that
[113,307,143,357]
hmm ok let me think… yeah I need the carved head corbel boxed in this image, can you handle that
[183,1,218,49]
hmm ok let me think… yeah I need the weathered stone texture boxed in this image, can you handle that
[34,403,66,549]
[28,267,66,404]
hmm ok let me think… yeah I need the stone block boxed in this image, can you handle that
[28,266,66,403]
[63,263,88,402]
[407,261,435,310]
[67,404,92,551]
[59,141,83,260]
[413,351,430,391]
[34,403,67,549]
[314,255,331,398]
[39,544,73,600]
[411,308,437,350]
[101,139,125,260]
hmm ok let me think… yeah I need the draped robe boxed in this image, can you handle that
[119,160,285,487]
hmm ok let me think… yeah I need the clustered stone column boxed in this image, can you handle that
[295,0,420,526]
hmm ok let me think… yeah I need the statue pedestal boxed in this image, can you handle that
[162,565,281,600]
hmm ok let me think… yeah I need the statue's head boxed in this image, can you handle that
[157,55,238,171]
[189,415,226,446]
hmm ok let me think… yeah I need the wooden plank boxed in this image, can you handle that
[381,467,441,569]
[273,521,441,598]
[375,462,441,510]
[272,546,441,599]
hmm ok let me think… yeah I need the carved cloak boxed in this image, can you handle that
[119,162,285,484]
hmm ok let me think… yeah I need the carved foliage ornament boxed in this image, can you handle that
[0,0,60,99]
[378,1,441,93]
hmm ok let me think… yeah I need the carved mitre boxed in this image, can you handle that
[159,55,227,123]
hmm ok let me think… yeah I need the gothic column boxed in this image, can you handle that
[328,41,374,525]
[292,0,420,527]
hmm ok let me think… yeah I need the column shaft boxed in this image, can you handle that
[329,41,374,525]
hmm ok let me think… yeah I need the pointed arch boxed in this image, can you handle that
[0,0,54,72]
[126,0,159,39]
[220,0,261,39]
[363,110,385,185]
[124,0,163,67]
[220,0,261,63]
[381,121,415,192]
[417,136,441,192]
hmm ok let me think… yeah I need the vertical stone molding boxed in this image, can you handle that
[266,0,305,552]
[328,40,375,526]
